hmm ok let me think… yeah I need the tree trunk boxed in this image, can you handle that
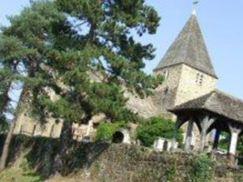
[0,87,10,114]
[0,64,18,170]
[0,85,25,171]
[0,120,16,171]
[53,121,73,174]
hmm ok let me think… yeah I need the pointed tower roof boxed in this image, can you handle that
[155,12,217,78]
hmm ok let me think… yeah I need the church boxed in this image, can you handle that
[152,9,243,160]
[13,9,243,161]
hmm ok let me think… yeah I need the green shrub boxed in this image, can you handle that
[0,157,42,182]
[218,131,230,151]
[190,154,215,182]
[96,121,126,141]
[136,117,183,147]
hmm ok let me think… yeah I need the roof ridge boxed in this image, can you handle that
[215,89,243,104]
[202,91,224,113]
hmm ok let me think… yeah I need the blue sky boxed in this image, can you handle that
[1,0,243,99]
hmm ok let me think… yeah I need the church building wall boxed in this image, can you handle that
[154,64,183,103]
[174,64,217,106]
[153,64,185,117]
[13,111,63,138]
[155,65,182,89]
[154,63,217,110]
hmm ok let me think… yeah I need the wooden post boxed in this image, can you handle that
[184,120,194,152]
[213,130,221,150]
[172,118,184,151]
[199,115,216,152]
[228,123,241,166]
[229,132,239,155]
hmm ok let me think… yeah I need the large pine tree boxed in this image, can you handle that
[45,0,162,122]
[0,0,162,169]
[0,1,64,169]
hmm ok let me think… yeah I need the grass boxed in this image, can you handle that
[0,153,42,182]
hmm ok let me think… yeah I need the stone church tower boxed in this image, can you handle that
[154,11,218,111]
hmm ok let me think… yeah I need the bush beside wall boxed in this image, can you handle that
[136,117,183,147]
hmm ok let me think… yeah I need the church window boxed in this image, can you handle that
[199,74,204,85]
[196,73,204,86]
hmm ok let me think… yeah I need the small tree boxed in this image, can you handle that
[136,117,183,147]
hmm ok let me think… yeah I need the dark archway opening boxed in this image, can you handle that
[112,131,124,143]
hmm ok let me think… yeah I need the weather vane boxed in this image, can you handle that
[192,1,199,14]
[193,1,199,8]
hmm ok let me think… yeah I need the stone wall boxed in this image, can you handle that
[175,64,217,106]
[125,90,163,119]
[153,63,216,120]
[152,64,183,119]
[154,64,182,91]
[72,122,95,141]
[154,64,217,107]
[154,64,183,105]
[1,137,241,182]
[14,111,106,140]
[13,111,63,138]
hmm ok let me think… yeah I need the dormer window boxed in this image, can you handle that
[196,73,204,86]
